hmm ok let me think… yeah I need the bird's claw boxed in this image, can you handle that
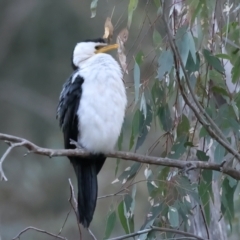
[70,139,84,150]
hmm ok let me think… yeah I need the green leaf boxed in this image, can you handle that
[129,106,152,151]
[168,207,179,228]
[158,104,172,132]
[211,86,229,97]
[198,170,213,225]
[128,0,138,28]
[230,101,239,121]
[104,211,116,239]
[214,143,225,164]
[199,126,208,138]
[175,26,196,76]
[231,56,240,83]
[151,81,165,106]
[168,136,187,159]
[209,69,225,85]
[190,0,202,25]
[115,158,120,176]
[134,61,140,104]
[158,49,173,80]
[153,0,160,8]
[118,201,129,234]
[124,194,135,233]
[90,0,98,18]
[135,104,152,151]
[203,49,224,74]
[215,53,231,60]
[114,162,142,184]
[196,150,209,161]
[221,177,238,229]
[185,52,200,73]
[153,29,162,47]
[177,114,190,137]
[139,203,163,240]
[129,109,142,149]
[135,51,144,65]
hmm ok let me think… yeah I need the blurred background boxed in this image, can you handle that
[0,1,159,239]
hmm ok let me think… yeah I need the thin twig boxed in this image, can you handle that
[107,226,206,240]
[88,228,97,240]
[12,226,68,240]
[57,209,71,236]
[98,192,127,199]
[68,178,82,240]
[0,133,240,180]
[0,141,26,181]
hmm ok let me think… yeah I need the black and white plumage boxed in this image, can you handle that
[57,38,127,228]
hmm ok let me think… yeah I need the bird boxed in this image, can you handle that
[57,38,127,228]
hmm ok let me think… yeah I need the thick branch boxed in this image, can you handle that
[0,133,240,180]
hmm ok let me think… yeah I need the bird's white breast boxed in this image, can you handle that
[77,53,127,153]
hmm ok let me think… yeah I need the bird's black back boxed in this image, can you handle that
[57,71,106,227]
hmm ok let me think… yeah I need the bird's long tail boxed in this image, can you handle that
[71,155,105,228]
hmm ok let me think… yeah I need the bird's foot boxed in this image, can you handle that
[69,139,84,150]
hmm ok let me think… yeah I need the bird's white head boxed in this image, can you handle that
[72,38,118,69]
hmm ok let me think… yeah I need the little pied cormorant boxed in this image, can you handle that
[57,38,127,228]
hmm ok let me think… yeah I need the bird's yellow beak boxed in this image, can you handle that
[95,44,118,54]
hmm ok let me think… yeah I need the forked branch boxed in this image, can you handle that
[0,133,240,180]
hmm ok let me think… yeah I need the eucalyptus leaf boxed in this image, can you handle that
[139,203,163,240]
[153,29,162,47]
[90,0,98,18]
[196,150,209,161]
[135,104,152,151]
[118,201,129,234]
[104,211,116,239]
[134,61,140,104]
[158,104,172,132]
[168,136,187,159]
[185,52,200,73]
[168,207,179,228]
[177,114,190,137]
[176,26,196,78]
[129,109,142,149]
[198,170,213,225]
[115,162,142,184]
[221,176,238,228]
[203,49,224,74]
[158,49,173,80]
[128,0,138,28]
[135,51,144,65]
[214,143,225,164]
[231,55,240,84]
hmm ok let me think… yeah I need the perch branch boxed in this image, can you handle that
[0,133,240,180]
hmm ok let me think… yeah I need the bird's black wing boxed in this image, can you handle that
[57,72,83,149]
[57,72,105,228]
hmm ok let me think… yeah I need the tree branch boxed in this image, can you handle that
[161,14,240,162]
[68,178,82,240]
[12,226,68,240]
[107,226,206,240]
[0,133,240,180]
